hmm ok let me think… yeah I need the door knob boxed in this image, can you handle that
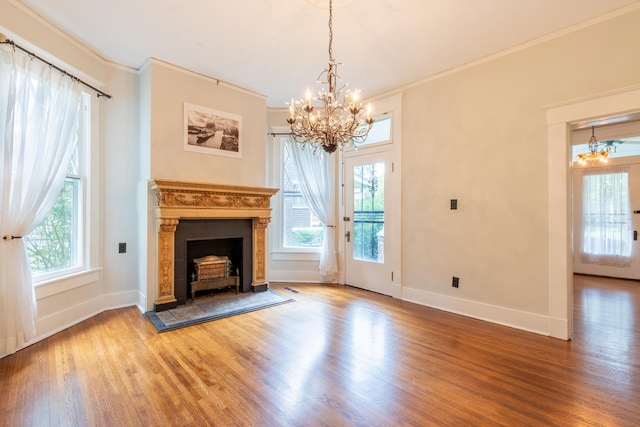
[345,231,351,242]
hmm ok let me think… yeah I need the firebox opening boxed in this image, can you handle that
[187,238,242,300]
[174,219,253,306]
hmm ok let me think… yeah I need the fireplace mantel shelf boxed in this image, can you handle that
[151,179,278,219]
[149,179,279,311]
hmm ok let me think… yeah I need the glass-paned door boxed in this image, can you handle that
[573,164,640,279]
[345,151,393,295]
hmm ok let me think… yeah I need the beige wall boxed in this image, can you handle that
[145,60,267,186]
[401,8,640,332]
[0,1,106,88]
[140,60,269,310]
[267,9,640,336]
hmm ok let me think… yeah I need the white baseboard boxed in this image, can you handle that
[402,286,551,337]
[269,270,333,283]
[390,283,402,298]
[10,282,560,360]
[548,317,571,340]
[102,289,142,310]
[27,290,140,353]
[136,290,147,313]
[34,295,104,345]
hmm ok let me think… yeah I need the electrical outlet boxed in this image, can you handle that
[452,276,459,288]
[118,242,126,253]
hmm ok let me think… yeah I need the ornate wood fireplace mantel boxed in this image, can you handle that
[149,179,278,311]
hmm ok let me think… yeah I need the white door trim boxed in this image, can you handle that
[545,84,640,340]
[338,93,402,297]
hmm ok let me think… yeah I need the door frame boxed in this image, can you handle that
[338,94,403,297]
[545,84,640,340]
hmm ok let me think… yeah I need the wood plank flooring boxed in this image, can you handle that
[1,275,639,426]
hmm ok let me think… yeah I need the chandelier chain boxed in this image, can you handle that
[328,0,334,62]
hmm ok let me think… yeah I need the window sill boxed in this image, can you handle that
[271,251,320,261]
[34,268,102,299]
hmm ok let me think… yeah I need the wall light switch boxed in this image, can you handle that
[118,242,126,253]
[451,199,458,210]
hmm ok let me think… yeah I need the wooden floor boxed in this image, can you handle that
[1,275,639,426]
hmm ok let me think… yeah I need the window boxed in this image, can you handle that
[281,142,323,249]
[354,115,392,147]
[581,168,633,266]
[353,161,385,263]
[24,94,89,280]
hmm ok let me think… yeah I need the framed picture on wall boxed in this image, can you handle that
[183,102,242,158]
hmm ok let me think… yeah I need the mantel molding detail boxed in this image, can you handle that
[149,179,279,311]
[151,179,277,217]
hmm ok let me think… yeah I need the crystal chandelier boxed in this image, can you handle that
[287,0,374,153]
[577,126,609,166]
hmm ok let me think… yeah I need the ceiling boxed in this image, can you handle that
[17,0,640,108]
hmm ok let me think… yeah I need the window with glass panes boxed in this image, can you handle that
[282,142,323,249]
[24,94,87,279]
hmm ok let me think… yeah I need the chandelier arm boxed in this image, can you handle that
[286,0,374,154]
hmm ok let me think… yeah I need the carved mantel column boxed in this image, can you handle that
[156,218,179,308]
[149,180,278,311]
[253,217,271,287]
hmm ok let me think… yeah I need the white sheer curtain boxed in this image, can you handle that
[285,140,338,280]
[0,45,81,356]
[580,166,633,267]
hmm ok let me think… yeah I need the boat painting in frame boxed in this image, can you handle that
[184,102,242,158]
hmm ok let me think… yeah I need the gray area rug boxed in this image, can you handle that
[145,289,293,332]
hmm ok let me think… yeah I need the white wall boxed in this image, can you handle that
[101,65,141,307]
[1,0,140,345]
[138,57,153,311]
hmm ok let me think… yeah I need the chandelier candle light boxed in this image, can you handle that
[577,126,609,166]
[287,0,374,153]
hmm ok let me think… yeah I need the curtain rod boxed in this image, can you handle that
[0,33,112,99]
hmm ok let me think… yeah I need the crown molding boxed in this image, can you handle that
[139,58,267,101]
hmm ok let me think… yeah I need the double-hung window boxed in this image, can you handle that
[281,141,323,249]
[24,93,89,280]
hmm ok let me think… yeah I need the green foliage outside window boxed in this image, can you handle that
[291,227,324,247]
[353,162,385,262]
[25,179,78,275]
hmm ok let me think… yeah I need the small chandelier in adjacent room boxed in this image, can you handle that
[577,126,609,166]
[287,0,374,153]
